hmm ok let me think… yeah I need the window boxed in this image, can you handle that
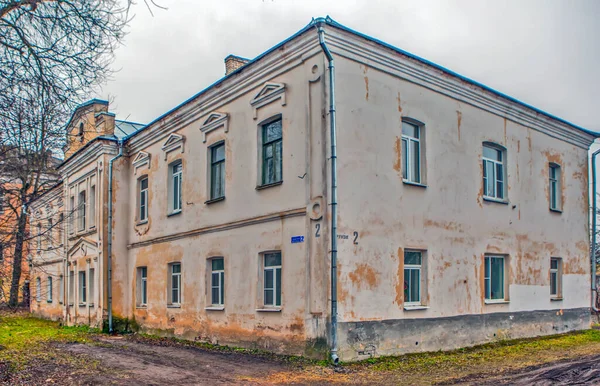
[404,251,422,305]
[262,119,283,185]
[89,185,96,227]
[210,143,225,200]
[484,255,506,301]
[48,218,53,247]
[550,258,562,298]
[59,275,64,304]
[402,120,422,184]
[137,267,148,306]
[58,213,63,244]
[47,276,53,302]
[69,271,74,306]
[88,268,95,305]
[168,263,181,305]
[69,196,75,234]
[78,122,84,141]
[78,271,86,304]
[549,164,561,211]
[36,277,41,302]
[482,144,506,200]
[139,177,149,222]
[78,190,86,231]
[210,258,224,306]
[263,252,282,307]
[37,223,42,252]
[0,243,3,262]
[169,162,182,214]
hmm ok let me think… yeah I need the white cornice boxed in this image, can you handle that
[250,82,286,119]
[324,27,594,149]
[161,133,185,160]
[132,151,151,174]
[60,140,118,176]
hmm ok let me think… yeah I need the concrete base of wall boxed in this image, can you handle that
[339,308,591,361]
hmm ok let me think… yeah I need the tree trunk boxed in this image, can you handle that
[9,211,28,307]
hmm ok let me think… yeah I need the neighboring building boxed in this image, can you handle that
[30,17,597,360]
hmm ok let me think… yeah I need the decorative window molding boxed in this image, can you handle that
[199,112,229,143]
[161,133,185,160]
[132,151,151,174]
[250,82,286,119]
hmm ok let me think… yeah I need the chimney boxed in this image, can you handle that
[225,55,249,75]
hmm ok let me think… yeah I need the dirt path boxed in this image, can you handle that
[60,336,291,385]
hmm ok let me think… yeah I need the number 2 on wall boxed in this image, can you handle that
[353,231,359,245]
[315,223,321,238]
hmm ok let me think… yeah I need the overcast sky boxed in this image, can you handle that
[100,0,600,132]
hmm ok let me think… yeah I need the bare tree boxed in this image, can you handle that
[0,0,164,307]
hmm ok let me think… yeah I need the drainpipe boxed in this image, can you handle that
[316,19,340,365]
[107,141,124,332]
[591,149,600,312]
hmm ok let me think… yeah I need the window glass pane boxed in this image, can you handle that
[550,272,557,295]
[483,146,501,161]
[404,251,422,265]
[274,141,282,182]
[264,120,282,143]
[173,175,179,209]
[212,258,224,271]
[141,267,147,278]
[402,138,408,180]
[264,269,274,289]
[220,272,225,305]
[403,268,410,301]
[265,253,281,267]
[264,289,274,306]
[411,140,420,183]
[172,263,181,274]
[141,178,148,190]
[484,257,490,299]
[410,269,420,303]
[551,259,559,270]
[490,257,504,300]
[402,122,418,138]
[485,161,495,196]
[276,268,281,306]
[212,287,219,305]
[212,144,225,162]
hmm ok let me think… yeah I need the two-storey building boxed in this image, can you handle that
[30,17,597,361]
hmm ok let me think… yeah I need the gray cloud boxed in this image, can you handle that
[100,0,600,132]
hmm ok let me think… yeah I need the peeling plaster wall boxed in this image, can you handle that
[333,56,592,360]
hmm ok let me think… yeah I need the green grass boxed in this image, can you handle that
[0,312,99,372]
[348,329,600,373]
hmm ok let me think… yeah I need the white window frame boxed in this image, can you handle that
[549,164,561,211]
[137,267,148,307]
[404,250,423,306]
[209,142,226,200]
[482,144,506,201]
[168,262,181,306]
[139,177,149,222]
[263,252,282,308]
[401,120,422,184]
[210,258,224,306]
[169,162,183,214]
[47,276,53,302]
[78,271,86,305]
[88,268,95,306]
[484,255,506,302]
[550,257,562,299]
[68,270,74,306]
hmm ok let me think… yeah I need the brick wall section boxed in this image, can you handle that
[225,55,249,75]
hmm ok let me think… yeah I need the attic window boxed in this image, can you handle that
[78,122,84,142]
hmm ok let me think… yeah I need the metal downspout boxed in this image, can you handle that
[107,141,124,333]
[317,20,339,365]
[591,149,600,312]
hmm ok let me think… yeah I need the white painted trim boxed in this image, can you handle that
[250,82,286,119]
[161,133,185,160]
[199,112,229,143]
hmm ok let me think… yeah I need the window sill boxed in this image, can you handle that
[136,305,147,309]
[167,210,182,218]
[167,304,181,308]
[403,305,429,311]
[484,299,510,305]
[47,300,53,304]
[256,181,283,190]
[205,196,225,205]
[549,208,563,214]
[205,306,225,311]
[136,220,149,226]
[78,303,87,307]
[256,308,282,312]
[89,303,94,308]
[402,180,427,188]
[550,297,564,301]
[483,196,509,205]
